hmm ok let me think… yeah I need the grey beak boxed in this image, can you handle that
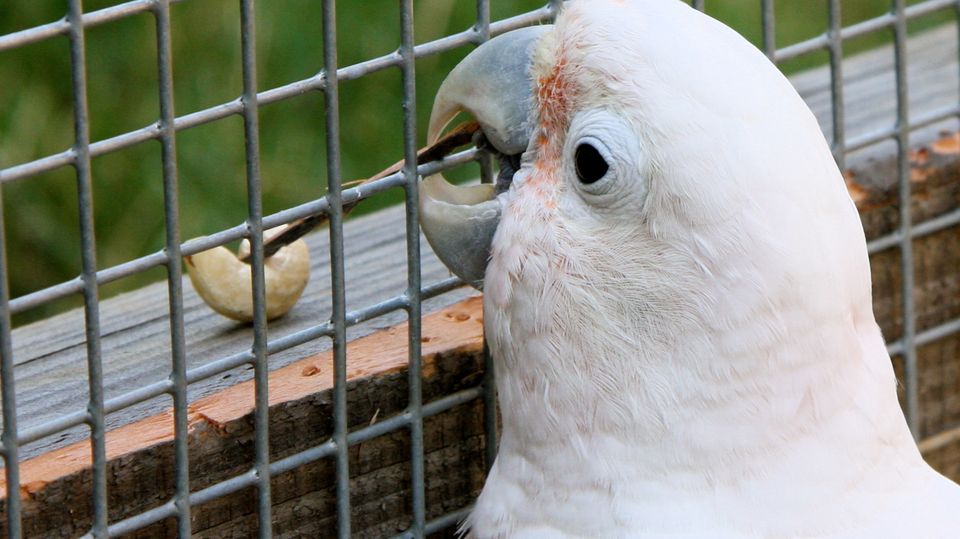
[419,25,550,289]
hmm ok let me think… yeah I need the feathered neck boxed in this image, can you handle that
[481,178,919,509]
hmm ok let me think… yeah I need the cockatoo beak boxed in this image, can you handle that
[420,26,550,289]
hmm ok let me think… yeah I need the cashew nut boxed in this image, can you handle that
[185,232,310,322]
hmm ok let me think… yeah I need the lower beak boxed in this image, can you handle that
[419,25,550,290]
[420,177,500,289]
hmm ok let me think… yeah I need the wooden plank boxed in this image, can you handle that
[3,298,485,538]
[3,297,482,494]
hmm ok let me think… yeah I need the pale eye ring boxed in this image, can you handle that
[574,141,609,184]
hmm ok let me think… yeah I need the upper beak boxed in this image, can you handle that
[419,25,550,289]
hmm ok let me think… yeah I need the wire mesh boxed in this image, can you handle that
[0,0,957,537]
[319,0,352,536]
[152,0,191,533]
[65,0,109,534]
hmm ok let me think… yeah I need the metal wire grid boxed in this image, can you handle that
[0,1,560,537]
[768,0,960,437]
[743,0,960,438]
[0,0,957,537]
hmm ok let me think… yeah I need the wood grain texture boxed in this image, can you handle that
[2,23,959,539]
[3,298,485,538]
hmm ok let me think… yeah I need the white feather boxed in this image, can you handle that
[468,0,960,537]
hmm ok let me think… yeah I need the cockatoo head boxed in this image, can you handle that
[422,0,892,504]
[424,0,873,387]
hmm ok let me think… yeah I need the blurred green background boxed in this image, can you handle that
[0,0,953,326]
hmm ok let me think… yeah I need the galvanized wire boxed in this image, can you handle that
[475,0,501,477]
[318,0,352,536]
[776,0,956,61]
[237,0,275,532]
[0,7,554,186]
[400,0,427,536]
[1,0,959,536]
[827,0,846,170]
[892,0,921,437]
[152,0,191,534]
[66,0,109,535]
[0,193,22,538]
[761,0,775,59]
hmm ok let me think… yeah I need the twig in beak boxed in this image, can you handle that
[237,120,481,263]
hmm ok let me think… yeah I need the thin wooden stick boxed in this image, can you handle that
[238,121,480,263]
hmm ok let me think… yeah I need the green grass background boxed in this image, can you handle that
[0,0,953,325]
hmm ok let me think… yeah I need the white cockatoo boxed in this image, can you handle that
[419,0,960,537]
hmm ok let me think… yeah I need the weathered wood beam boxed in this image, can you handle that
[5,298,486,538]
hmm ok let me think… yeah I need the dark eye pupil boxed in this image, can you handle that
[574,143,608,184]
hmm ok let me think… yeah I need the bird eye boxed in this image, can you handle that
[574,142,609,184]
